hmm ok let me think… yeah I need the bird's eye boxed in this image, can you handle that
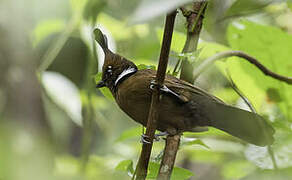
[107,66,113,75]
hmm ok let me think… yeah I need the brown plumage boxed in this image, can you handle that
[94,29,274,146]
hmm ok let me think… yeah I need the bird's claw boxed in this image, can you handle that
[154,131,169,141]
[140,134,151,144]
[140,132,169,144]
[150,80,158,90]
[149,80,187,103]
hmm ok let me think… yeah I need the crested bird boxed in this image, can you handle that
[94,29,274,146]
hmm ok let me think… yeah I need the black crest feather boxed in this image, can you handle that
[94,28,108,51]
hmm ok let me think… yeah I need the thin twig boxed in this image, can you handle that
[268,145,278,170]
[193,50,292,84]
[226,70,256,112]
[134,11,177,180]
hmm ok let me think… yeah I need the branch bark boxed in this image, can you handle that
[158,2,208,179]
[193,50,292,84]
[157,134,181,180]
[134,11,177,180]
[180,1,208,83]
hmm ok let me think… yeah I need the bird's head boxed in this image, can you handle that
[94,29,137,92]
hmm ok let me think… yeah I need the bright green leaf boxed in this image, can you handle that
[32,19,65,47]
[147,162,160,179]
[115,126,141,142]
[42,72,82,126]
[98,13,149,40]
[83,0,106,22]
[70,0,88,13]
[222,160,256,179]
[287,2,292,11]
[156,28,186,53]
[55,156,80,176]
[171,166,194,180]
[213,88,239,104]
[245,130,292,169]
[115,160,134,174]
[86,155,121,179]
[137,64,156,70]
[225,0,270,18]
[227,20,292,120]
[181,139,210,149]
[241,167,292,180]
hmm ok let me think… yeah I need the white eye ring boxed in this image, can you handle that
[107,66,113,74]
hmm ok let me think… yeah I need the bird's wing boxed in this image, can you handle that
[163,73,225,104]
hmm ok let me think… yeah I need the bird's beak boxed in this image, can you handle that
[96,80,106,88]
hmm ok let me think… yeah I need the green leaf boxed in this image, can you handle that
[156,28,186,53]
[244,128,292,169]
[115,160,134,175]
[222,160,256,180]
[226,20,292,119]
[171,166,194,180]
[147,162,160,179]
[86,155,123,179]
[240,167,292,180]
[288,2,292,11]
[95,72,114,101]
[115,126,141,142]
[42,72,82,126]
[147,162,194,179]
[55,156,80,176]
[212,88,239,104]
[70,0,88,13]
[137,64,156,70]
[98,13,149,41]
[83,0,106,22]
[181,139,210,149]
[32,19,65,47]
[130,0,198,24]
[225,0,270,18]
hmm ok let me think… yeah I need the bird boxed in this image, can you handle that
[94,28,274,146]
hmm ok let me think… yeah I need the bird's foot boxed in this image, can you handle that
[140,134,151,144]
[154,131,169,141]
[140,132,169,144]
[150,80,187,103]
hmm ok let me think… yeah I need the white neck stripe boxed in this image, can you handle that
[114,67,137,86]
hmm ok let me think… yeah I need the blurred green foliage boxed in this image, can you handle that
[1,0,292,180]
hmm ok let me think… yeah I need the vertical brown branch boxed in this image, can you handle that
[134,11,177,180]
[158,2,208,179]
[180,1,207,83]
[157,135,181,180]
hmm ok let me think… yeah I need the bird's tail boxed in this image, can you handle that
[208,103,275,146]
